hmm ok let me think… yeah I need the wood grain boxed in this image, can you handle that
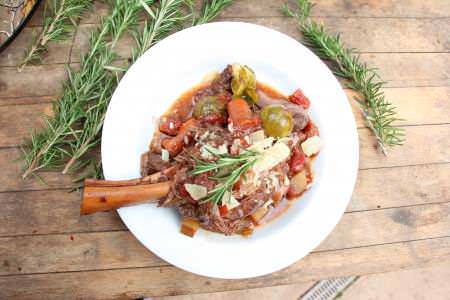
[0,27,73,67]
[0,95,55,106]
[348,87,450,128]
[349,163,450,212]
[0,189,124,237]
[0,148,74,193]
[1,236,449,299]
[220,0,450,18]
[27,0,450,28]
[0,163,447,237]
[0,202,449,276]
[69,18,450,64]
[358,124,450,169]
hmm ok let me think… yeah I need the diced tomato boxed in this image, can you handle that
[178,183,190,197]
[303,121,319,138]
[288,146,305,173]
[287,186,301,199]
[219,205,228,217]
[289,89,310,109]
[159,116,182,136]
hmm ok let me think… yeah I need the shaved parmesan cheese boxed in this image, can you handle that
[248,137,274,152]
[250,130,265,144]
[161,149,170,162]
[301,136,322,156]
[184,184,207,201]
[277,137,293,145]
[252,142,291,173]
[212,204,220,216]
[200,143,228,159]
[244,135,251,144]
[221,191,240,210]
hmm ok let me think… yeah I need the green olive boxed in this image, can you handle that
[193,96,226,118]
[260,105,293,137]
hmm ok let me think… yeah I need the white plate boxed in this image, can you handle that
[102,22,359,279]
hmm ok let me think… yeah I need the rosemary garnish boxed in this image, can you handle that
[18,0,92,71]
[282,0,405,154]
[191,147,260,204]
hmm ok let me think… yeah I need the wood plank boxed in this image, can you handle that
[222,17,450,53]
[2,86,448,147]
[220,0,450,18]
[317,202,450,251]
[1,163,447,236]
[0,148,74,193]
[1,236,449,299]
[359,124,450,169]
[349,163,450,212]
[0,64,67,98]
[0,95,54,106]
[154,282,314,300]
[1,202,449,275]
[0,27,73,67]
[348,87,450,128]
[70,18,450,64]
[0,189,124,237]
[0,103,52,148]
[359,53,450,88]
[28,0,450,28]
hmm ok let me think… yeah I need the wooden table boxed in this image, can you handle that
[0,1,449,299]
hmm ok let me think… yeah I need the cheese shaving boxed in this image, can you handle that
[184,184,207,201]
[221,190,240,210]
[250,130,265,144]
[248,137,274,152]
[252,142,291,174]
[161,149,170,162]
[301,136,322,156]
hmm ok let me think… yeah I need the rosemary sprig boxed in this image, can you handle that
[22,0,154,178]
[191,148,260,204]
[63,0,188,174]
[282,0,405,154]
[18,0,92,71]
[191,0,233,25]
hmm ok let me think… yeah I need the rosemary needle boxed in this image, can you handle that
[18,0,92,71]
[282,0,405,154]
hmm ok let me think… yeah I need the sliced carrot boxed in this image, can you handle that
[227,98,253,127]
[161,118,198,157]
